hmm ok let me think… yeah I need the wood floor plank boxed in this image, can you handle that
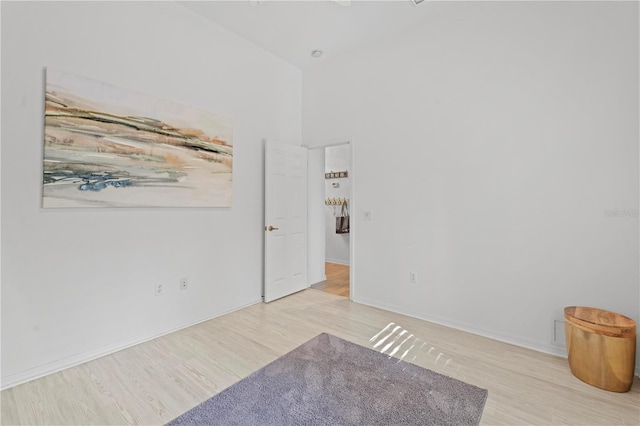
[1,289,638,425]
[310,262,349,297]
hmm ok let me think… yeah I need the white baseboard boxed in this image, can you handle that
[0,299,262,391]
[326,258,350,266]
[353,296,640,379]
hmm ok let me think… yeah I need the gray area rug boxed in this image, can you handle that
[167,333,488,426]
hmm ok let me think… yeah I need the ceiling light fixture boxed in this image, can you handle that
[311,50,323,58]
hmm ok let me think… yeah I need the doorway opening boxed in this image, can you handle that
[308,142,351,298]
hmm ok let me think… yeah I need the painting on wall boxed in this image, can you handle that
[43,68,233,208]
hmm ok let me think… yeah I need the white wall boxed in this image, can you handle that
[324,145,351,265]
[1,1,301,388]
[303,1,639,368]
[307,148,326,284]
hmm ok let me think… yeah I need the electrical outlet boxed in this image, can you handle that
[155,283,164,296]
[180,277,188,291]
[409,271,417,284]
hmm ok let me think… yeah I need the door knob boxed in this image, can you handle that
[266,225,279,231]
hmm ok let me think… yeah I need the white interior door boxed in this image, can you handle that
[264,140,308,303]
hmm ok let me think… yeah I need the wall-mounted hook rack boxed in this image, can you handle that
[325,197,349,205]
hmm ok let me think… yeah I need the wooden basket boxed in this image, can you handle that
[564,306,636,392]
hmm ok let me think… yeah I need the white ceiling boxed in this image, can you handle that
[180,1,433,69]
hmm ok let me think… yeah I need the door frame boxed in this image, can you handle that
[304,137,355,301]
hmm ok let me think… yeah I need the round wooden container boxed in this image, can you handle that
[564,306,636,392]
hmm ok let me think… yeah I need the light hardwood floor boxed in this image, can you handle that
[1,289,639,425]
[310,262,349,298]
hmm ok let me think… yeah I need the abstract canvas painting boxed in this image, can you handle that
[43,68,233,208]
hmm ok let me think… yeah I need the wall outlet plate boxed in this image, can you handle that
[180,278,188,291]
[553,319,566,346]
[155,283,163,296]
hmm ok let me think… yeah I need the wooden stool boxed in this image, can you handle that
[564,306,636,392]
